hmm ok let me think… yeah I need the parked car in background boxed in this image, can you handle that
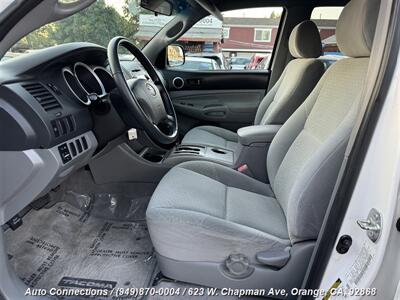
[175,56,221,70]
[256,55,272,70]
[228,56,251,69]
[0,52,20,61]
[246,53,268,69]
[187,52,228,69]
[319,53,345,69]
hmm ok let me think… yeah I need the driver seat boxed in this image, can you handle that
[147,0,379,291]
[181,20,325,151]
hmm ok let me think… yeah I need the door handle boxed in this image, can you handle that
[203,104,227,117]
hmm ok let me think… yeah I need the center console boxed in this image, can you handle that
[89,125,281,185]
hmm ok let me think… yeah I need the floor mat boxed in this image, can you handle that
[5,201,157,299]
[52,169,156,222]
[147,280,241,300]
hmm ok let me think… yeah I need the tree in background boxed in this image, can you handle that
[270,11,282,19]
[13,0,139,51]
[17,24,57,50]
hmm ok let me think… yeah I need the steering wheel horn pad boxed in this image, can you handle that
[127,78,167,125]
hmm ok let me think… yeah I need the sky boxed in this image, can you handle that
[223,7,283,18]
[0,0,14,13]
[0,0,343,20]
[224,7,343,19]
[104,1,343,20]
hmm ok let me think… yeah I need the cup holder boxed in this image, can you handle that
[143,152,164,163]
[177,146,200,152]
[174,145,203,155]
[141,148,166,163]
[211,148,227,155]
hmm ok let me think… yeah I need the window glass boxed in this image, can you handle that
[3,0,172,62]
[0,0,14,15]
[254,29,272,42]
[170,7,283,71]
[311,6,344,58]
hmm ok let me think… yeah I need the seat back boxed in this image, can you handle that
[254,20,325,125]
[266,0,380,243]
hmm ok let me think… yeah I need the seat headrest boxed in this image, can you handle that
[336,0,380,57]
[289,20,322,58]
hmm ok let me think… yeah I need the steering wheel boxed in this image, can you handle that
[107,36,178,145]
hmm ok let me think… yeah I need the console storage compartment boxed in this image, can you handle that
[140,147,167,163]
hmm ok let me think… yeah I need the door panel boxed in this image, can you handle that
[171,89,264,125]
[163,69,270,91]
[161,69,270,134]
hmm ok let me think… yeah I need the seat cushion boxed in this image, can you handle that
[147,161,290,264]
[181,126,239,151]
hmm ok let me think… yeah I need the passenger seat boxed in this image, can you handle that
[181,20,325,151]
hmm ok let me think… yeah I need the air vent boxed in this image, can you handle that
[23,83,62,112]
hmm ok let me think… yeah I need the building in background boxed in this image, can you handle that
[315,19,339,53]
[136,15,223,53]
[221,17,280,57]
[136,15,338,58]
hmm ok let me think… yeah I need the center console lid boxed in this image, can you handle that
[237,125,281,146]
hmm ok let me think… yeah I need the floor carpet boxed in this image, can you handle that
[5,201,157,299]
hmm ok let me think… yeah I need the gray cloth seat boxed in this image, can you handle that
[147,161,289,264]
[181,125,239,150]
[147,0,380,290]
[181,20,325,151]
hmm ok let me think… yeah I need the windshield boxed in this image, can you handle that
[5,0,175,61]
[0,0,14,15]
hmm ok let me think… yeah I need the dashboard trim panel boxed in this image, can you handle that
[0,131,98,224]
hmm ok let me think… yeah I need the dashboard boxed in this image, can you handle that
[0,43,111,150]
[0,42,137,224]
[0,42,151,151]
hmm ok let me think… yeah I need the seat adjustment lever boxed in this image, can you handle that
[256,247,291,269]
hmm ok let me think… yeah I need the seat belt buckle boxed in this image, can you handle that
[237,164,248,173]
[236,164,255,177]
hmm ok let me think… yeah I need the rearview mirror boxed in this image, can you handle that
[140,0,173,16]
[167,45,185,67]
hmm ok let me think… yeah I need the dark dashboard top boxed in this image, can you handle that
[0,42,108,84]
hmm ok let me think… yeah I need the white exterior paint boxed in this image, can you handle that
[319,51,400,299]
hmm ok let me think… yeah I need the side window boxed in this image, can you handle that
[311,6,344,58]
[254,28,272,42]
[170,7,283,71]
